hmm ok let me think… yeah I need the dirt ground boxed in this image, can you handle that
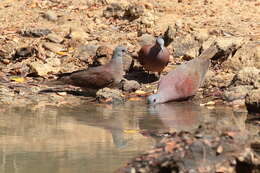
[0,0,260,109]
[0,0,259,172]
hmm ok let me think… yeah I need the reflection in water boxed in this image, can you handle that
[142,102,209,132]
[0,101,248,173]
[0,102,155,173]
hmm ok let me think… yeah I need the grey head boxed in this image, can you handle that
[112,46,127,59]
[155,37,165,50]
[147,94,161,105]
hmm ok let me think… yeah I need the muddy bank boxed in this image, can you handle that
[0,1,259,172]
[116,121,260,173]
[0,0,260,112]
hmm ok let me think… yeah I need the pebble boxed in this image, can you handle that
[138,34,155,46]
[46,33,64,43]
[43,11,58,21]
[43,42,64,53]
[13,47,35,60]
[28,57,61,76]
[20,28,51,37]
[122,80,140,92]
[68,27,88,41]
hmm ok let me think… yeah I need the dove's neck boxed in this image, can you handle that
[111,54,123,67]
[110,54,124,82]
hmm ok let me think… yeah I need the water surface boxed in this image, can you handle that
[0,101,246,173]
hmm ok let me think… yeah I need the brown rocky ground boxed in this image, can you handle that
[0,0,259,112]
[0,0,259,172]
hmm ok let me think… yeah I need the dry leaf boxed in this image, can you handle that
[135,90,146,95]
[56,51,68,55]
[10,76,25,83]
[123,129,139,134]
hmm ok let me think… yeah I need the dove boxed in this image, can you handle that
[137,37,170,75]
[46,46,127,92]
[147,44,219,105]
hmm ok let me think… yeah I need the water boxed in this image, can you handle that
[0,101,246,173]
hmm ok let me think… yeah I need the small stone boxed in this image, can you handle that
[91,46,113,66]
[140,12,154,27]
[216,145,223,154]
[123,54,133,72]
[224,85,253,102]
[103,3,126,18]
[28,58,61,76]
[46,33,63,43]
[74,44,98,63]
[57,92,67,96]
[172,34,200,59]
[20,28,51,37]
[43,42,64,53]
[67,27,88,41]
[138,34,155,47]
[163,25,177,47]
[96,88,124,104]
[234,67,260,88]
[122,80,140,92]
[193,29,209,42]
[245,89,260,113]
[203,71,235,88]
[216,36,244,51]
[13,47,35,60]
[222,42,260,71]
[42,11,58,21]
[125,4,144,20]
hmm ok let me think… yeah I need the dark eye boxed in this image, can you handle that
[153,99,156,102]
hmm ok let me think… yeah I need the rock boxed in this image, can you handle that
[224,85,253,102]
[46,33,63,43]
[140,12,155,27]
[20,28,51,37]
[203,71,235,88]
[245,89,260,113]
[42,11,58,21]
[74,44,98,63]
[202,36,244,62]
[163,25,177,47]
[122,54,133,72]
[216,37,243,51]
[13,47,35,61]
[122,80,140,92]
[172,34,200,59]
[103,3,126,18]
[138,34,155,47]
[193,29,209,42]
[28,58,61,76]
[233,67,260,88]
[43,42,64,53]
[222,42,260,71]
[67,27,88,41]
[92,46,113,66]
[96,87,124,104]
[125,4,144,20]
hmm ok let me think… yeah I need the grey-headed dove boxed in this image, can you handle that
[46,46,127,91]
[137,37,170,75]
[147,44,219,105]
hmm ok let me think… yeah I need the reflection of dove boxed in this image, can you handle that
[148,102,204,131]
[110,128,128,148]
[147,44,218,104]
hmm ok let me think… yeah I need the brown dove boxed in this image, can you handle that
[137,37,170,75]
[46,46,127,91]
